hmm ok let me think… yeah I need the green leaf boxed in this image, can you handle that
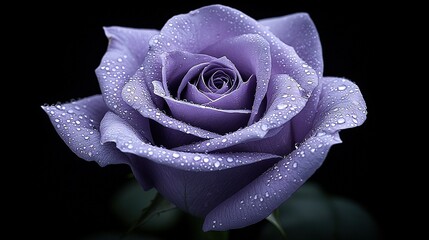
[260,182,379,240]
[112,180,181,232]
[127,192,177,234]
[266,212,287,239]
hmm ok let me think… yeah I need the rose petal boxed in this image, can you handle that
[100,111,280,216]
[202,78,367,231]
[149,121,205,148]
[132,156,278,217]
[100,111,279,172]
[203,34,271,124]
[178,56,241,98]
[295,77,367,140]
[95,26,158,141]
[203,133,340,231]
[140,4,317,106]
[183,84,212,104]
[222,122,294,156]
[175,74,307,153]
[95,26,158,114]
[259,13,323,77]
[161,51,216,97]
[122,78,221,140]
[153,81,251,134]
[41,95,129,167]
[200,77,255,110]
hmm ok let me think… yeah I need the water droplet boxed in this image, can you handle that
[338,85,347,91]
[54,119,60,123]
[75,120,81,125]
[276,103,288,110]
[226,157,233,163]
[88,152,93,157]
[221,138,227,143]
[293,162,297,168]
[337,118,346,124]
[203,158,209,163]
[193,156,201,161]
[172,153,180,158]
[261,124,268,131]
[127,144,133,149]
[214,161,220,168]
[316,132,326,137]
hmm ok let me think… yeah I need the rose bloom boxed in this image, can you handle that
[42,5,366,231]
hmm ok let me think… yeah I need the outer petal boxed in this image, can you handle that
[153,81,251,134]
[293,77,367,144]
[202,77,367,231]
[41,95,129,167]
[203,133,340,231]
[259,13,323,77]
[222,121,294,156]
[100,112,278,172]
[131,157,278,217]
[96,26,158,113]
[305,77,367,134]
[175,74,307,153]
[95,27,159,142]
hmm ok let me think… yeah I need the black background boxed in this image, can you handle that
[25,1,389,239]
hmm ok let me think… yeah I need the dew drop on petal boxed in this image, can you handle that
[276,103,288,110]
[214,161,221,168]
[337,118,346,124]
[193,155,201,161]
[172,153,180,158]
[338,85,347,91]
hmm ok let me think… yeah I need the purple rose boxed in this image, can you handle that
[42,5,366,231]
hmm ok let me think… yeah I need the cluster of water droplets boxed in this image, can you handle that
[112,132,277,172]
[98,55,130,114]
[43,98,102,161]
[207,132,340,230]
[309,78,367,137]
